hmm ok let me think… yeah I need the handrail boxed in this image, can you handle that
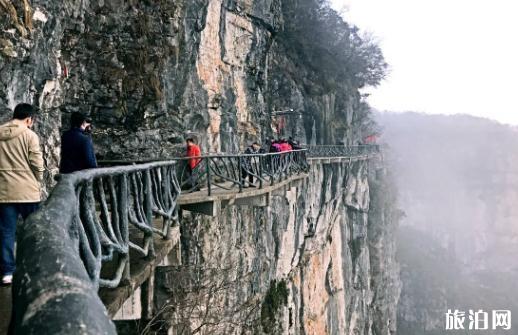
[98,149,309,165]
[177,149,309,194]
[99,150,310,196]
[12,161,180,334]
[11,145,378,334]
[305,144,380,157]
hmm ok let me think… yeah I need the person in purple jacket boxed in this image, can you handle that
[59,112,98,174]
[270,139,282,153]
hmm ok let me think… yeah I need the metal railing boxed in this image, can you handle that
[176,149,309,195]
[11,145,378,334]
[12,161,180,334]
[99,150,310,196]
[305,144,380,158]
[69,161,180,288]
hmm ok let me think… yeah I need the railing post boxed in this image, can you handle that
[285,152,289,178]
[258,155,263,189]
[144,169,155,257]
[205,158,212,196]
[141,269,155,322]
[120,174,131,283]
[271,155,275,186]
[238,156,243,192]
[287,152,292,178]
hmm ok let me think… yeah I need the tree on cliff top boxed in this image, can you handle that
[281,0,387,89]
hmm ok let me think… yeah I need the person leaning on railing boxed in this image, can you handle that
[0,103,44,286]
[59,111,98,174]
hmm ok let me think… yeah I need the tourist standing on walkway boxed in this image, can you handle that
[270,139,281,153]
[288,137,301,150]
[241,142,261,187]
[279,138,293,152]
[185,138,201,190]
[0,103,44,285]
[59,112,97,174]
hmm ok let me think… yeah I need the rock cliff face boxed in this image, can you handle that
[1,0,369,163]
[1,1,399,333]
[159,159,400,334]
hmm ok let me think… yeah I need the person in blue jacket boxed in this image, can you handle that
[59,112,97,174]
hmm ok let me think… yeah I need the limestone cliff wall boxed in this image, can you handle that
[159,160,400,334]
[1,0,367,164]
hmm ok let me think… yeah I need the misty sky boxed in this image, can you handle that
[331,0,518,125]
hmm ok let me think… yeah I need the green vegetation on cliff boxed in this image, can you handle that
[260,280,289,334]
[281,0,387,90]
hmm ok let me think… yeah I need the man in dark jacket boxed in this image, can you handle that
[60,112,97,174]
[241,142,261,187]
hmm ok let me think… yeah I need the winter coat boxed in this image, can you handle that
[186,144,201,169]
[242,146,259,170]
[271,143,282,152]
[60,128,98,174]
[0,120,44,203]
[279,143,292,152]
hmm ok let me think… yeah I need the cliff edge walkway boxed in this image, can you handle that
[0,145,379,334]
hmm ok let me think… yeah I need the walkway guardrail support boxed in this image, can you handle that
[12,145,379,334]
[305,144,380,157]
[175,150,309,195]
[12,161,181,334]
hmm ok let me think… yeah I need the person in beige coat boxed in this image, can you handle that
[0,103,44,285]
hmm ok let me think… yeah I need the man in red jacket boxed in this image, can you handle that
[185,138,201,190]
